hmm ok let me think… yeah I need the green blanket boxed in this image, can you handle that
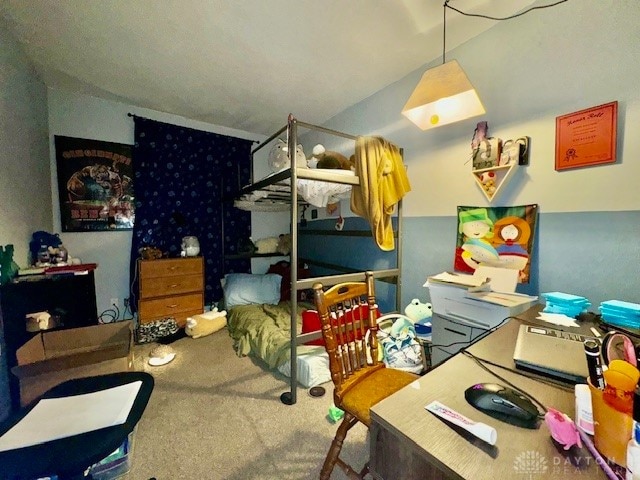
[227,301,312,369]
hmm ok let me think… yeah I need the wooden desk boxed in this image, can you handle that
[369,310,607,479]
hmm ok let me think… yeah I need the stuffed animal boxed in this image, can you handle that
[479,171,497,195]
[276,233,292,255]
[185,308,228,339]
[404,299,433,323]
[254,236,279,254]
[29,231,63,266]
[139,246,163,260]
[268,138,307,172]
[308,144,352,170]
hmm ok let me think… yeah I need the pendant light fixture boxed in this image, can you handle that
[402,1,485,130]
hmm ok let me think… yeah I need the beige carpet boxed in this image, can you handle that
[127,329,368,479]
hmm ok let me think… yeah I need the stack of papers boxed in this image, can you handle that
[466,291,540,308]
[425,268,538,308]
[541,292,590,317]
[424,272,489,290]
[599,300,640,329]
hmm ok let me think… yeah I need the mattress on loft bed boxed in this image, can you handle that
[226,301,330,388]
[234,168,355,210]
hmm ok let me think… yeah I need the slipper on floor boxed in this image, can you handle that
[148,345,176,366]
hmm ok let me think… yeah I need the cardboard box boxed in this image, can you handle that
[12,321,134,407]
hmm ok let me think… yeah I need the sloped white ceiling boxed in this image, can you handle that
[1,0,534,135]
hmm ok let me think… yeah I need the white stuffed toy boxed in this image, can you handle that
[254,236,279,254]
[268,138,307,172]
[185,308,228,339]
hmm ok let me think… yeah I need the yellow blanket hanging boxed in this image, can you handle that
[350,136,411,251]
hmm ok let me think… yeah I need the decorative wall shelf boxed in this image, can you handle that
[472,164,517,202]
[471,135,530,202]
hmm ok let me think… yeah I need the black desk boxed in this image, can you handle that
[0,371,153,480]
[0,271,98,410]
[369,307,608,479]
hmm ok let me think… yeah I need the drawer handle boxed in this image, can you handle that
[167,304,178,309]
[168,283,179,288]
[443,327,467,337]
[168,266,177,271]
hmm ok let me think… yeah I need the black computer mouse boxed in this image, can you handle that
[464,382,540,429]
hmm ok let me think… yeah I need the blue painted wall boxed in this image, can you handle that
[301,210,639,313]
[303,1,640,315]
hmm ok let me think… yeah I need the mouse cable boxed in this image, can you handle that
[461,349,575,417]
[461,349,574,393]
[461,349,576,393]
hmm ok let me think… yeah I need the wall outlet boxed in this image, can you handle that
[110,298,119,307]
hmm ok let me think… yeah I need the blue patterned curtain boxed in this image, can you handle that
[130,117,253,308]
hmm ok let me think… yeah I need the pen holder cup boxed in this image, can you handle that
[588,377,633,467]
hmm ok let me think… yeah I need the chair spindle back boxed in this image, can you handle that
[313,272,381,394]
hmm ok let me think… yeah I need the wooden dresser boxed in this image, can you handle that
[138,257,204,328]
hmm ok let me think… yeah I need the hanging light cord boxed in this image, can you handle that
[442,1,447,64]
[444,0,569,22]
[441,0,569,63]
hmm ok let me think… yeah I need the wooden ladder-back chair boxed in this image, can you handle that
[313,271,419,480]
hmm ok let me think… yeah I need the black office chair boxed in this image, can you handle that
[0,371,154,480]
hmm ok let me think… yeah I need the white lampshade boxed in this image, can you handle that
[402,60,485,130]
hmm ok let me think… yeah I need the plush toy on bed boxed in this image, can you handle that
[254,236,280,254]
[185,308,228,339]
[307,144,352,170]
[268,138,307,172]
[276,233,292,255]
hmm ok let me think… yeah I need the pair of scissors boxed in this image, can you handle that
[601,330,638,368]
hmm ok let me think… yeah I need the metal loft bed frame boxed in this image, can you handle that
[240,114,403,405]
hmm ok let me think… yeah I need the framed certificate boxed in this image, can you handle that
[555,101,617,171]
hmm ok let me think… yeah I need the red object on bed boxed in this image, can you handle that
[301,305,380,346]
[267,260,311,301]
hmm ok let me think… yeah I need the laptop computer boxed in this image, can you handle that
[513,324,594,383]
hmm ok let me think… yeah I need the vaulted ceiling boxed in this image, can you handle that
[1,0,534,135]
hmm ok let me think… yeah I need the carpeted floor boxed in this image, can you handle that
[127,329,368,479]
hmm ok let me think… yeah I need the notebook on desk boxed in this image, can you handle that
[513,324,593,383]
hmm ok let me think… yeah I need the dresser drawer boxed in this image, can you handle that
[139,274,203,299]
[139,257,203,279]
[138,292,203,324]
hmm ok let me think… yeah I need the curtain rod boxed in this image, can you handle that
[126,112,259,143]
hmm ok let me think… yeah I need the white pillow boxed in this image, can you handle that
[223,273,282,309]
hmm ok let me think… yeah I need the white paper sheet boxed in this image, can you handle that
[466,291,538,308]
[0,380,142,452]
[473,266,519,293]
[424,272,488,288]
[536,312,580,327]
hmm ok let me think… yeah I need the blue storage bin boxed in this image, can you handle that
[88,432,134,480]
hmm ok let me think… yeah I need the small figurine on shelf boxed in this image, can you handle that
[29,231,64,266]
[471,121,501,169]
[479,171,497,196]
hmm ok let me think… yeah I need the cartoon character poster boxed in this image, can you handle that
[55,136,134,232]
[454,204,538,283]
